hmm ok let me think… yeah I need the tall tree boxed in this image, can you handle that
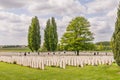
[44,17,58,51]
[28,26,33,51]
[61,17,94,55]
[112,3,120,66]
[28,16,41,52]
[51,17,58,51]
[44,19,51,51]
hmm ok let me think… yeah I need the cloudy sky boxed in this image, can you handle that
[0,0,119,45]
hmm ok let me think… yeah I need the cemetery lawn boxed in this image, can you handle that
[0,62,120,80]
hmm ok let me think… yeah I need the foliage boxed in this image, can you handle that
[40,43,47,52]
[44,17,58,51]
[60,17,94,55]
[44,19,51,51]
[112,3,120,66]
[28,16,41,52]
[57,44,61,51]
[96,41,110,46]
[96,43,104,51]
[95,41,112,51]
[51,17,58,51]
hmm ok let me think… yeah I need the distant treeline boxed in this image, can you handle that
[95,41,111,51]
[96,41,110,46]
[0,41,111,51]
[0,45,27,48]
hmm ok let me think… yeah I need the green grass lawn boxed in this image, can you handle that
[0,62,120,80]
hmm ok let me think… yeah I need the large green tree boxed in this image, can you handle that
[51,17,58,51]
[61,17,94,55]
[112,4,120,66]
[44,17,58,51]
[44,19,51,51]
[28,16,41,52]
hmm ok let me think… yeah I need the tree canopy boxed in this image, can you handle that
[28,16,41,52]
[44,17,58,51]
[112,3,120,66]
[61,16,94,55]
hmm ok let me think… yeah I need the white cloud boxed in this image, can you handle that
[28,0,86,16]
[86,0,119,14]
[0,0,27,9]
[86,0,119,42]
[0,11,31,45]
[0,0,119,45]
[88,9,117,42]
[56,16,73,40]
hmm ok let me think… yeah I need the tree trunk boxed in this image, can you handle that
[77,50,79,56]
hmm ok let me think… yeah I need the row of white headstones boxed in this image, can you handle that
[0,56,115,70]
